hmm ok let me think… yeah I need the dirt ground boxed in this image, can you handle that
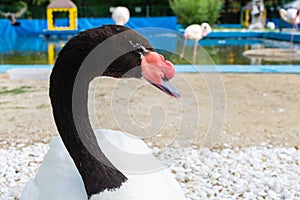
[0,73,299,149]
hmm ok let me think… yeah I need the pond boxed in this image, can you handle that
[0,31,299,65]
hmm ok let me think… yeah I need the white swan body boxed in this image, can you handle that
[21,129,186,200]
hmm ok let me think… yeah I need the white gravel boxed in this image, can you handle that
[0,142,48,200]
[1,142,300,200]
[155,145,300,200]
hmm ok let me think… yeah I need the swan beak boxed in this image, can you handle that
[149,77,181,98]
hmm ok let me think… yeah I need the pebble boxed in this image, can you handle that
[1,143,300,199]
[0,143,48,200]
[156,145,300,200]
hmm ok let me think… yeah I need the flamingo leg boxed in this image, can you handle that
[180,37,187,59]
[290,11,299,48]
[193,39,199,64]
[290,23,295,48]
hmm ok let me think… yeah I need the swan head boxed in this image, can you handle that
[141,51,180,98]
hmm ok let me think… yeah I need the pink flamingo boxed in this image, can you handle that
[180,23,212,64]
[279,8,300,47]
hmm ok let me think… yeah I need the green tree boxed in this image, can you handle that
[169,0,224,27]
[31,0,49,6]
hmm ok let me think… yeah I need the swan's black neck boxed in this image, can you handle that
[49,25,154,198]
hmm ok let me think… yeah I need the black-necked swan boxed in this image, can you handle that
[21,25,186,200]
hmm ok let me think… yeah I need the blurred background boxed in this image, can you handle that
[0,0,295,24]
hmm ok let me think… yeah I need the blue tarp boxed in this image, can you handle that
[0,17,177,36]
[0,35,48,53]
[266,18,296,29]
[0,27,179,53]
[0,30,299,54]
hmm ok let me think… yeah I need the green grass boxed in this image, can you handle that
[0,86,32,95]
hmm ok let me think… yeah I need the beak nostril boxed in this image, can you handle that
[129,40,150,55]
[162,76,168,81]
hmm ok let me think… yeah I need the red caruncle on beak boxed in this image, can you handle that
[141,52,175,85]
[141,52,180,98]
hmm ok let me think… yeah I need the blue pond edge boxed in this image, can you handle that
[179,31,300,43]
[175,65,300,73]
[1,64,300,74]
[0,65,52,73]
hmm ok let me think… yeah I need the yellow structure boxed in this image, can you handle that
[48,41,67,64]
[47,0,77,31]
[242,10,251,27]
[48,43,55,64]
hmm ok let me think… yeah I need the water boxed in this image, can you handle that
[0,32,299,65]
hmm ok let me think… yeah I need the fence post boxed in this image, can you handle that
[146,5,150,17]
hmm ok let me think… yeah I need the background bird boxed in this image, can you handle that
[180,23,212,64]
[266,21,276,30]
[112,6,130,26]
[279,8,300,47]
[0,6,27,26]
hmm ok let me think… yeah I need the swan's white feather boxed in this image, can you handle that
[21,129,186,200]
